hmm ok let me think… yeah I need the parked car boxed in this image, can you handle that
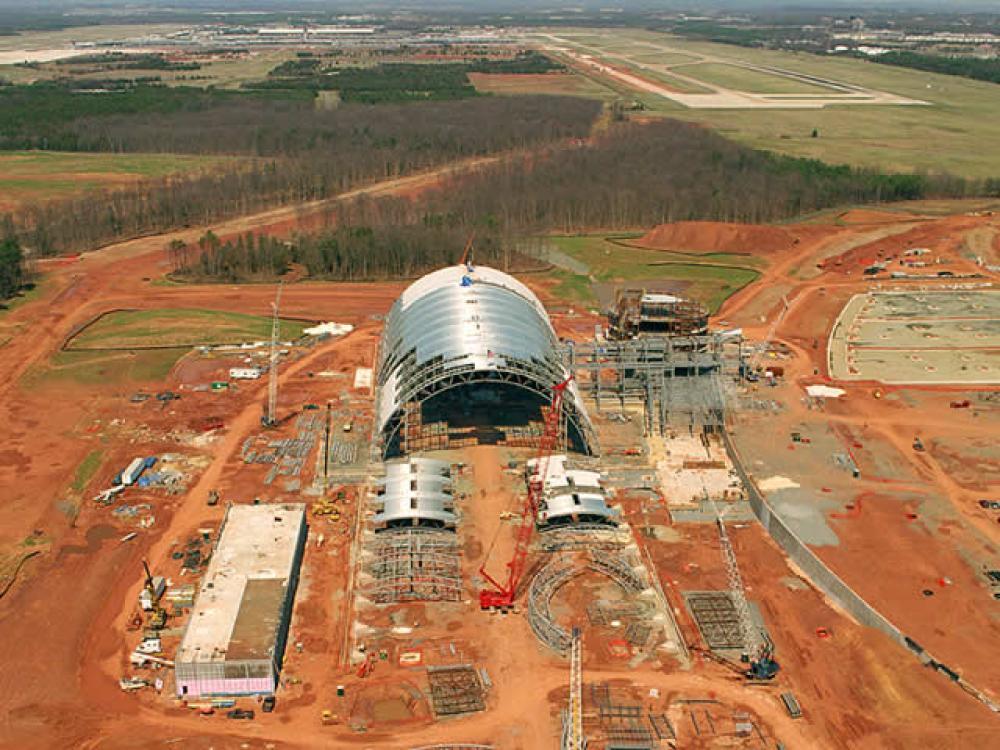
[262,696,276,713]
[226,709,255,720]
[979,500,1000,510]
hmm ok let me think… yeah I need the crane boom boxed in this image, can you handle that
[459,233,475,267]
[479,378,571,609]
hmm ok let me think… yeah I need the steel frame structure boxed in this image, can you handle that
[365,528,462,603]
[563,333,741,435]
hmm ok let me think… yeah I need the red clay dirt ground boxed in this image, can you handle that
[0,190,998,749]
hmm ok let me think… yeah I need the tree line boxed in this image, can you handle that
[4,96,601,255]
[171,118,995,283]
[0,82,304,151]
[868,51,1000,86]
[0,237,25,303]
[172,225,543,282]
[339,118,988,233]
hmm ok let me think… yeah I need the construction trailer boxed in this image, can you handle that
[174,503,306,698]
[607,289,708,340]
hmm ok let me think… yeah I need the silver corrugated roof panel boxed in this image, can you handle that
[375,265,596,456]
[538,490,616,523]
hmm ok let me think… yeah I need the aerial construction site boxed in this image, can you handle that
[0,195,998,750]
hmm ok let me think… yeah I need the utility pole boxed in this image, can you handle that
[263,282,283,427]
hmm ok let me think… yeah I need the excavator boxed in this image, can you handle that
[142,560,168,631]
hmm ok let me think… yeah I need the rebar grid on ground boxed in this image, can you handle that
[686,591,744,650]
[426,665,486,717]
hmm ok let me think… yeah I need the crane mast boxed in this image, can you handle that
[478,378,571,610]
[263,282,283,427]
[714,504,779,680]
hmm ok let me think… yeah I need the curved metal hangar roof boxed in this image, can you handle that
[376,265,596,458]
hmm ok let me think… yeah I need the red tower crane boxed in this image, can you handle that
[478,377,571,610]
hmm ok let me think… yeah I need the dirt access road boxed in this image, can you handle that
[712,207,1000,725]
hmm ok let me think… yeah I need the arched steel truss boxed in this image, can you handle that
[375,265,597,458]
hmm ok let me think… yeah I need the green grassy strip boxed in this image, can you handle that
[71,449,103,492]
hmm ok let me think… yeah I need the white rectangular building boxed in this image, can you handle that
[174,503,307,698]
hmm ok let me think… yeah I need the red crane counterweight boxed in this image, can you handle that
[479,378,571,610]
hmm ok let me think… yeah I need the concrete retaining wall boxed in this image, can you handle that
[721,429,999,713]
[721,430,905,643]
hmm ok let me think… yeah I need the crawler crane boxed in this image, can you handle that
[478,378,570,610]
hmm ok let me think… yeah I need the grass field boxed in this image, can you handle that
[71,449,104,493]
[679,62,837,94]
[68,308,311,350]
[628,65,712,94]
[37,348,185,385]
[538,28,1000,178]
[468,71,616,97]
[632,51,701,66]
[0,151,234,210]
[33,309,312,385]
[543,234,761,313]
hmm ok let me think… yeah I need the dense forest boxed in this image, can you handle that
[0,83,306,150]
[4,96,601,255]
[252,52,562,102]
[869,51,1000,85]
[173,226,524,282]
[344,119,983,231]
[174,118,992,283]
[254,62,479,102]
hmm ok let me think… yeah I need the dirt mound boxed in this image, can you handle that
[637,221,800,256]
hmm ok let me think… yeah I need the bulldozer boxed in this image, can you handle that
[312,498,341,520]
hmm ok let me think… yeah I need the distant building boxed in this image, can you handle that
[174,504,307,698]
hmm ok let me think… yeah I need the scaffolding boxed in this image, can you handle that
[561,627,586,750]
[365,529,462,603]
[562,333,741,436]
[527,552,651,655]
[587,551,647,595]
